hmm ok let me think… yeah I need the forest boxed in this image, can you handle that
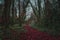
[0,0,60,40]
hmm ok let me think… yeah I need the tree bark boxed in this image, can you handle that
[2,0,12,39]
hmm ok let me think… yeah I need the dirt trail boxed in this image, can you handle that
[3,25,60,40]
[20,25,60,40]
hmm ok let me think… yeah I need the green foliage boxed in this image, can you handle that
[0,38,2,40]
[9,24,26,32]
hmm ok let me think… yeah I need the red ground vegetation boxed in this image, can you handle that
[4,25,60,40]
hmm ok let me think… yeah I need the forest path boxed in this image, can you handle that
[20,24,60,40]
[3,24,60,40]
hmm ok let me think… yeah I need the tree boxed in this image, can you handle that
[2,0,12,39]
[11,0,15,24]
[18,0,30,26]
[44,0,53,28]
[30,0,44,28]
[30,0,60,36]
[44,0,60,36]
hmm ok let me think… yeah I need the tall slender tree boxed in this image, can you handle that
[18,0,30,26]
[2,0,12,39]
[30,0,42,27]
[11,0,15,24]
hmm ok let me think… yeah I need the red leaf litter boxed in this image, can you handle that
[20,25,60,40]
[4,25,60,40]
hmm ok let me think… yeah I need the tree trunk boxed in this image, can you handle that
[2,0,11,39]
[11,0,15,25]
[18,0,22,26]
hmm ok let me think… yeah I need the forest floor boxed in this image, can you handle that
[0,24,60,40]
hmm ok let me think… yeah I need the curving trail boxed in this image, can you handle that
[20,25,60,40]
[4,25,60,40]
